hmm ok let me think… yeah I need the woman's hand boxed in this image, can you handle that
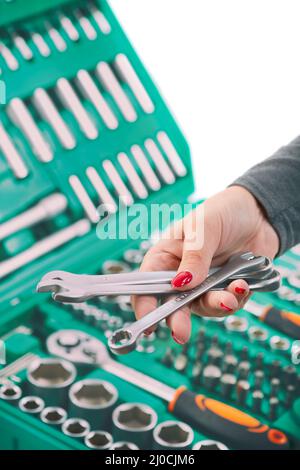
[132,186,279,344]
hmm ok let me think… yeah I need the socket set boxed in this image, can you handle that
[1,244,300,449]
[0,0,300,451]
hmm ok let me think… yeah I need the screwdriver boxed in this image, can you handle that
[48,329,290,450]
[244,299,300,339]
[169,387,289,450]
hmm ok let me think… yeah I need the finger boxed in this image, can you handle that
[132,243,180,330]
[243,291,252,307]
[166,305,192,345]
[132,294,158,335]
[139,243,180,273]
[191,289,239,317]
[172,208,219,290]
[171,250,210,289]
[225,279,250,308]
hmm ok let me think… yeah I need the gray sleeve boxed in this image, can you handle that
[231,135,300,255]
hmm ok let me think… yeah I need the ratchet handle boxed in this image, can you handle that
[261,306,300,339]
[169,387,289,450]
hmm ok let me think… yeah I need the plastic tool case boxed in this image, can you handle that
[0,0,299,450]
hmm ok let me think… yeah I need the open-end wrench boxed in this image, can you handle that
[37,256,276,303]
[108,252,267,355]
[38,269,280,303]
[38,256,272,288]
[46,329,289,450]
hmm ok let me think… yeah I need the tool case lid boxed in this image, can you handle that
[0,0,194,322]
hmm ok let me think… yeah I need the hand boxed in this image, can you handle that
[132,186,279,344]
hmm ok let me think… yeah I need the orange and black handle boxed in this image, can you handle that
[169,387,289,450]
[260,306,300,339]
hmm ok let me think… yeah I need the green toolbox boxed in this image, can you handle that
[0,0,299,450]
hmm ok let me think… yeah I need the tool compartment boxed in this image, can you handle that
[0,0,299,450]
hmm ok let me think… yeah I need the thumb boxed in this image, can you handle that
[171,248,213,289]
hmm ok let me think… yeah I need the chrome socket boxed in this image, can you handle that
[62,418,90,439]
[152,420,194,450]
[84,431,113,450]
[0,383,22,403]
[225,316,248,333]
[41,406,67,426]
[123,249,143,266]
[19,396,45,414]
[27,357,76,406]
[270,335,290,351]
[202,365,221,390]
[102,260,130,275]
[107,316,123,331]
[193,440,228,450]
[90,308,110,328]
[110,441,139,450]
[248,326,268,342]
[112,402,157,449]
[139,240,153,253]
[69,379,118,428]
[136,333,156,354]
[116,295,133,322]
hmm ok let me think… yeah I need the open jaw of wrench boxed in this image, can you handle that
[37,252,280,354]
[38,255,272,287]
[37,268,280,303]
[36,254,278,303]
[108,252,272,355]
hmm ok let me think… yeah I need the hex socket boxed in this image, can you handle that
[116,295,133,321]
[153,420,194,450]
[62,418,90,439]
[110,441,139,450]
[41,406,67,426]
[69,379,118,428]
[27,357,76,406]
[193,440,229,450]
[19,396,45,414]
[102,260,130,275]
[84,431,113,450]
[112,402,157,449]
[0,383,22,403]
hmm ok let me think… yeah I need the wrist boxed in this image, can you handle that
[229,185,280,258]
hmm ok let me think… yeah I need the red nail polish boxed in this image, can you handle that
[220,302,233,312]
[172,331,185,345]
[235,287,246,295]
[172,271,193,288]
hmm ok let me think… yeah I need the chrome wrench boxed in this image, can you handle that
[37,256,274,302]
[40,268,280,303]
[108,252,266,354]
[38,257,272,287]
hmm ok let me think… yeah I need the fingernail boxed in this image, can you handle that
[172,271,193,288]
[143,330,152,336]
[220,302,233,312]
[235,287,246,295]
[172,331,185,345]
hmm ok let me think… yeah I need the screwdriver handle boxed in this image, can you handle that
[261,306,300,339]
[169,387,289,450]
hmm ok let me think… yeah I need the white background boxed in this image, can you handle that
[110,0,300,198]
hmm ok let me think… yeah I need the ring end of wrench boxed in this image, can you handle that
[108,328,137,355]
